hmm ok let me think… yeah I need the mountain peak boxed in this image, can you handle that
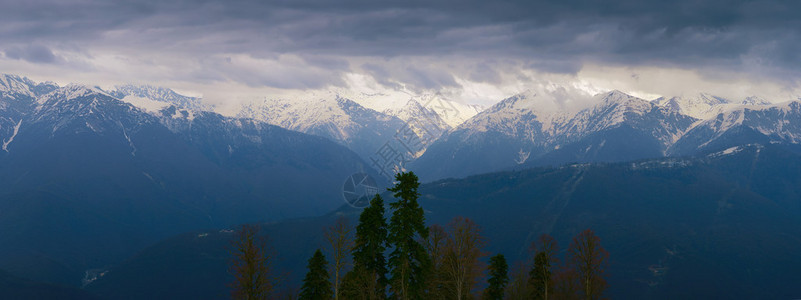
[41,84,107,103]
[597,90,641,104]
[605,89,630,98]
[0,74,36,97]
[593,90,651,115]
[741,96,771,106]
[112,84,208,112]
[654,93,731,119]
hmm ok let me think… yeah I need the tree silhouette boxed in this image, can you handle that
[530,252,552,300]
[529,234,558,300]
[300,249,333,300]
[505,262,532,299]
[230,224,272,300]
[423,224,448,298]
[568,229,609,300]
[442,217,487,299]
[552,267,580,300]
[325,217,353,300]
[483,254,508,300]
[387,171,430,300]
[342,194,388,299]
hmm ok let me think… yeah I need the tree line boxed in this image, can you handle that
[230,171,609,299]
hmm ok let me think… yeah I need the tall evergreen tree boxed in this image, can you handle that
[530,233,558,300]
[387,171,431,300]
[300,249,333,300]
[342,194,388,299]
[483,254,508,300]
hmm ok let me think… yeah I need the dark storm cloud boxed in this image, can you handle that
[1,0,800,88]
[4,44,61,64]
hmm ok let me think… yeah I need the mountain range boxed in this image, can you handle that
[3,73,801,298]
[412,89,800,181]
[92,76,801,184]
[0,74,376,287]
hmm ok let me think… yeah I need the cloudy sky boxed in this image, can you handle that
[1,0,800,109]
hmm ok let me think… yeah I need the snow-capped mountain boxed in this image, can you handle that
[555,91,696,148]
[110,84,209,112]
[0,75,377,286]
[411,88,795,181]
[381,98,451,144]
[412,90,695,180]
[237,92,407,160]
[402,94,484,128]
[0,75,58,151]
[654,93,773,119]
[335,89,484,128]
[409,90,570,180]
[654,93,731,119]
[669,100,801,155]
[235,90,485,167]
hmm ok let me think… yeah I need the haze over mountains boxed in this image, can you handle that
[6,72,800,183]
[2,73,801,298]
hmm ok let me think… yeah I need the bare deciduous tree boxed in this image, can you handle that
[325,216,354,300]
[230,224,272,300]
[442,217,487,300]
[553,267,580,300]
[424,224,448,298]
[568,229,609,300]
[505,262,532,300]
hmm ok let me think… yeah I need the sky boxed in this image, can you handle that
[1,0,801,110]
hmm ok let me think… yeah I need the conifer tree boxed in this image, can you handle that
[530,233,558,300]
[483,254,508,300]
[387,171,430,300]
[341,194,388,299]
[300,249,333,300]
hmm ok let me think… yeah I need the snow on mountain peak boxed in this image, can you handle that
[596,90,651,113]
[120,95,172,114]
[0,74,36,98]
[112,84,208,112]
[238,94,357,139]
[741,96,771,106]
[654,93,732,119]
[37,84,107,106]
[683,99,801,150]
[407,94,483,128]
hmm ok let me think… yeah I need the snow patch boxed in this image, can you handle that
[121,95,171,114]
[2,119,22,152]
[515,148,530,164]
[708,146,743,158]
[121,126,136,156]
